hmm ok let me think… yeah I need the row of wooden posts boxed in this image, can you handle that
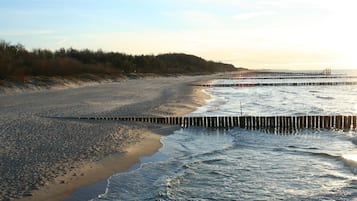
[195,82,357,87]
[77,115,357,130]
[217,76,357,80]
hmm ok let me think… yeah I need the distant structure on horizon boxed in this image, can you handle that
[322,68,332,75]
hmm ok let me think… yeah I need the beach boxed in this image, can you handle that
[0,74,217,201]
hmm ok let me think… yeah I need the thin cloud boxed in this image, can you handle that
[0,29,54,36]
[171,10,222,27]
[233,11,275,20]
[56,39,67,46]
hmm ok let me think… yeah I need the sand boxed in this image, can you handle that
[0,74,220,201]
[22,130,162,201]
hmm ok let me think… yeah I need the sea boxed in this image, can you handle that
[91,70,357,200]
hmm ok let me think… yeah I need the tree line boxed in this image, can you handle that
[0,40,238,80]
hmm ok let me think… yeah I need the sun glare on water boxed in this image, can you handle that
[342,154,357,163]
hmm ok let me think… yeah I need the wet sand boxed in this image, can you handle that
[0,74,216,201]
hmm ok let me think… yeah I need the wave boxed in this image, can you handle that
[316,95,334,100]
[318,173,348,180]
[350,137,357,145]
[342,154,357,165]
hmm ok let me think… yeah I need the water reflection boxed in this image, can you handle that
[342,154,357,164]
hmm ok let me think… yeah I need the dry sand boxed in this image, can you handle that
[0,74,220,201]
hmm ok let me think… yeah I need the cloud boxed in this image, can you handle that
[0,29,54,36]
[194,0,252,6]
[169,10,222,27]
[56,39,67,46]
[233,11,275,20]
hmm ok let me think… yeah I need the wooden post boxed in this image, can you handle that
[336,116,341,129]
[246,116,250,129]
[323,116,326,129]
[295,116,301,129]
[250,116,253,129]
[242,116,246,128]
[243,116,247,128]
[332,116,335,128]
[328,116,332,129]
[237,116,243,128]
[345,116,350,129]
[340,115,344,129]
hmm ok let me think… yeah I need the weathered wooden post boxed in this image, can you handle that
[239,116,243,128]
[336,116,341,129]
[344,116,349,129]
[246,116,250,129]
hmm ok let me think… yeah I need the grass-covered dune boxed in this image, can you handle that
[0,40,240,82]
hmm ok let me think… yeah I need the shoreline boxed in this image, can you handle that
[22,130,162,201]
[17,75,214,201]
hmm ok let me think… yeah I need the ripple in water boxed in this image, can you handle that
[94,128,357,201]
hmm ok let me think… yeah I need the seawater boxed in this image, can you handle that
[94,71,357,200]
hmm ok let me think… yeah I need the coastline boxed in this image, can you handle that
[22,130,162,201]
[16,74,214,201]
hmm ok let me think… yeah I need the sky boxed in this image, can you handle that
[1,0,356,70]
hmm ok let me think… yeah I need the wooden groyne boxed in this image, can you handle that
[195,82,357,87]
[217,76,357,80]
[74,115,357,130]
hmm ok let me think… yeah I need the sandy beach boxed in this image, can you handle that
[0,74,217,201]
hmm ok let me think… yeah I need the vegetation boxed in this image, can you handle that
[0,40,238,81]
